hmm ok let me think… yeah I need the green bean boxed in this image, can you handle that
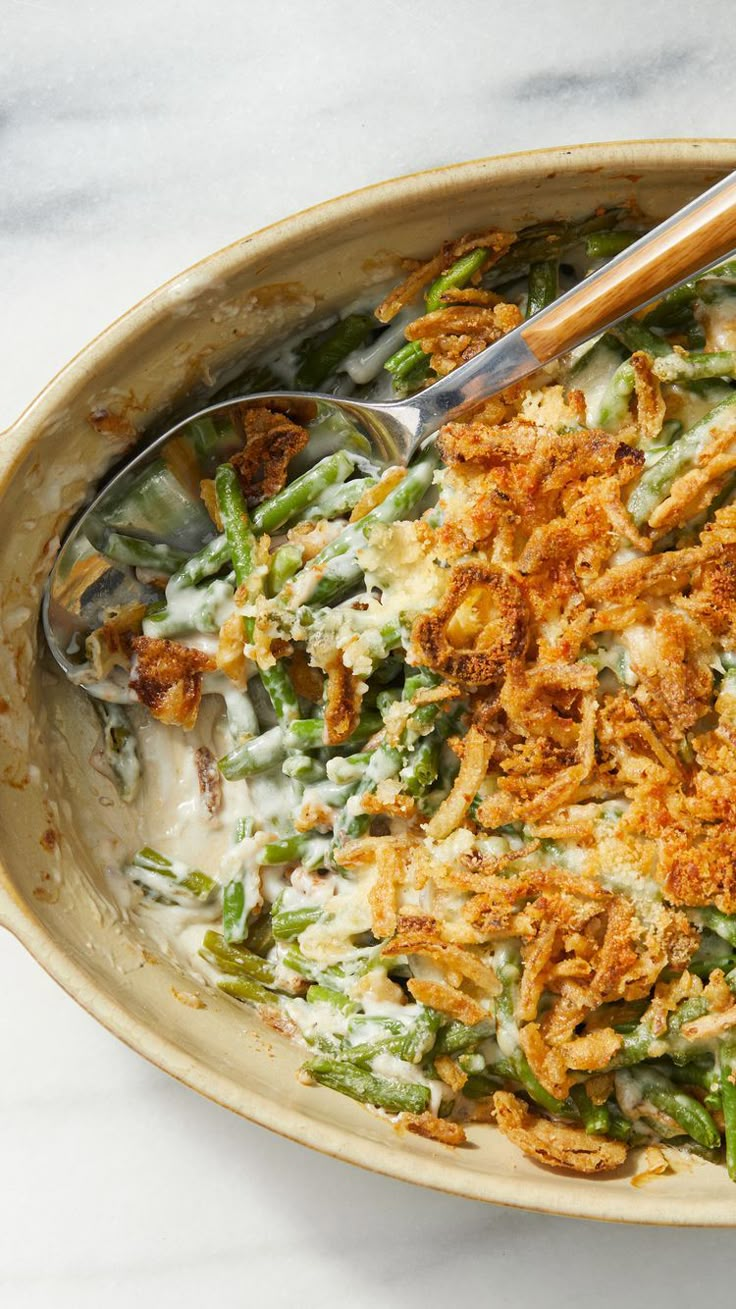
[214,464,256,587]
[85,524,187,574]
[131,846,216,901]
[306,985,358,1013]
[337,1035,409,1067]
[218,976,281,1006]
[251,451,355,534]
[222,878,249,943]
[284,710,383,752]
[692,906,736,947]
[493,1054,578,1119]
[93,701,141,802]
[585,230,641,259]
[169,533,231,590]
[219,725,286,780]
[267,544,303,597]
[235,816,255,842]
[525,259,558,318]
[597,359,638,431]
[434,1019,493,1056]
[307,449,439,606]
[199,930,276,983]
[260,662,300,728]
[271,905,324,939]
[384,341,427,380]
[282,754,327,783]
[628,393,736,527]
[296,314,375,388]
[425,247,490,313]
[653,351,736,384]
[570,1083,611,1135]
[260,835,331,869]
[298,477,378,523]
[626,1066,720,1149]
[401,1008,442,1064]
[720,1038,736,1180]
[610,317,672,357]
[401,736,440,796]
[303,1058,431,1114]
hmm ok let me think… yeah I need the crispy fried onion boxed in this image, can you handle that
[399,1111,467,1147]
[323,654,363,745]
[374,228,516,323]
[424,725,493,840]
[130,636,215,729]
[229,405,309,504]
[411,563,528,685]
[492,1091,627,1173]
[86,603,146,677]
[405,301,523,377]
[194,745,222,816]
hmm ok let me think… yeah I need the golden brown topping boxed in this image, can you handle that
[230,405,309,504]
[349,467,407,522]
[87,603,146,678]
[405,302,522,377]
[374,229,516,323]
[400,1111,467,1147]
[492,1091,627,1173]
[411,563,528,686]
[323,655,363,746]
[406,978,487,1026]
[425,726,493,840]
[130,636,215,729]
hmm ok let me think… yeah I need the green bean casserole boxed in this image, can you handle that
[83,211,736,1177]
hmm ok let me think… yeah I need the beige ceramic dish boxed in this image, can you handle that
[3,139,736,1225]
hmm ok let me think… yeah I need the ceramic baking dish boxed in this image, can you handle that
[3,139,736,1224]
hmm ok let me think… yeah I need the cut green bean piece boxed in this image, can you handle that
[525,259,558,318]
[306,985,358,1013]
[610,318,671,357]
[85,524,187,574]
[219,726,286,780]
[261,835,331,869]
[215,464,256,587]
[384,340,426,380]
[570,1083,611,1135]
[169,533,230,590]
[131,846,216,901]
[218,976,281,1006]
[652,351,736,384]
[296,314,375,388]
[425,247,489,313]
[402,1008,442,1064]
[199,930,276,984]
[628,393,736,527]
[585,230,641,259]
[304,1058,431,1114]
[222,878,249,944]
[626,1066,720,1149]
[267,544,303,596]
[271,905,324,939]
[251,451,355,534]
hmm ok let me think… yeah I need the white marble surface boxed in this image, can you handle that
[2,1,736,1302]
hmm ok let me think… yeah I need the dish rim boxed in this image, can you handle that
[4,137,736,1224]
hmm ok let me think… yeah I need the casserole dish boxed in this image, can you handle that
[2,138,736,1223]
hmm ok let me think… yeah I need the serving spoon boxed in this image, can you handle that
[44,169,736,696]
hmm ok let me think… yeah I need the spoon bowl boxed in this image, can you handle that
[43,166,736,695]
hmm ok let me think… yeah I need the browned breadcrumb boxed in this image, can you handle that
[131,636,215,729]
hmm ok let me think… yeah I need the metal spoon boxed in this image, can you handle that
[44,169,736,696]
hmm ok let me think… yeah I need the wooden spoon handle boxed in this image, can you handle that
[521,169,736,363]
